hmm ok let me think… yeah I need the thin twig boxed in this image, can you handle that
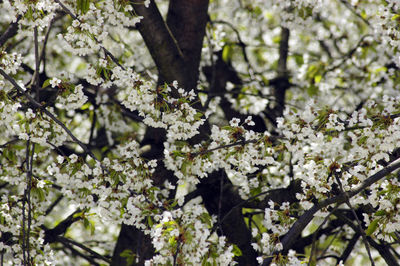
[172,238,181,266]
[324,34,373,75]
[191,138,262,157]
[27,143,34,265]
[45,195,64,216]
[334,210,399,265]
[54,0,125,70]
[0,68,99,162]
[39,17,56,73]
[54,0,77,20]
[217,172,225,234]
[0,138,19,148]
[212,19,255,79]
[59,239,100,265]
[88,108,97,145]
[319,229,341,260]
[308,205,339,266]
[57,236,111,264]
[262,156,400,265]
[338,232,360,263]
[21,140,29,266]
[0,15,21,47]
[33,27,40,100]
[334,174,375,265]
[338,0,371,27]
[211,185,295,234]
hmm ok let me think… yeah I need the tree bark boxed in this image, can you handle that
[112,1,210,265]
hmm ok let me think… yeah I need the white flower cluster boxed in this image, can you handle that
[0,95,21,138]
[207,23,226,52]
[56,84,88,110]
[19,108,68,147]
[252,201,294,261]
[95,103,133,146]
[2,0,400,264]
[147,206,235,265]
[277,97,400,216]
[46,140,157,227]
[226,81,270,115]
[2,0,58,28]
[0,186,55,265]
[59,21,102,57]
[85,64,104,86]
[0,91,69,146]
[118,72,205,140]
[264,0,333,31]
[372,1,400,53]
[362,179,400,241]
[164,117,276,196]
[57,1,142,56]
[0,51,22,75]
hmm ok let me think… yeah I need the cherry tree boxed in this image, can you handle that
[1,0,400,265]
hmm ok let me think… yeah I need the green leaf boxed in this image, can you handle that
[76,0,82,13]
[232,244,242,257]
[307,84,318,96]
[307,65,318,78]
[309,258,317,266]
[293,54,304,66]
[222,45,233,62]
[73,211,83,219]
[147,216,153,227]
[172,150,184,157]
[272,35,281,44]
[314,74,322,84]
[80,102,91,110]
[103,68,110,80]
[277,151,284,162]
[25,6,33,20]
[366,219,379,236]
[360,10,367,19]
[373,66,387,73]
[375,210,386,216]
[168,236,177,246]
[42,79,51,88]
[120,249,135,265]
[83,217,90,229]
[77,0,91,14]
[32,187,46,202]
[90,220,95,235]
[194,112,204,120]
[391,14,400,21]
[357,135,368,146]
[76,62,87,71]
[83,218,95,235]
[224,151,236,160]
[181,161,190,175]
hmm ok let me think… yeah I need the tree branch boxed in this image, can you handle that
[270,27,290,121]
[334,210,399,266]
[55,0,125,69]
[262,157,400,265]
[0,68,100,162]
[0,15,21,48]
[43,209,82,244]
[131,0,187,88]
[339,232,360,264]
[56,235,111,264]
[166,0,209,89]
